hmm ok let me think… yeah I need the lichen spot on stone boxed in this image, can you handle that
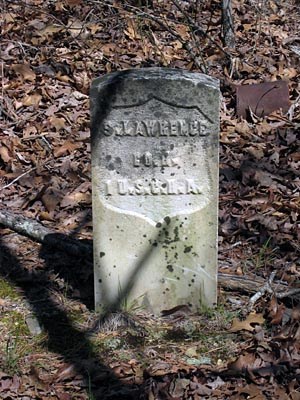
[184,246,192,253]
[164,216,171,225]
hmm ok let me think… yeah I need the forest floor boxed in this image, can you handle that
[0,0,300,398]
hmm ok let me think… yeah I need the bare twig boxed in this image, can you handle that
[247,271,276,310]
[0,167,37,191]
[222,0,235,49]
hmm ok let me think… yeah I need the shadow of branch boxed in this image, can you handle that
[0,237,141,399]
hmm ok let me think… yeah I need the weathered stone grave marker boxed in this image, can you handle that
[91,68,219,314]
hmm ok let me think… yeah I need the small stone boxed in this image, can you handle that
[25,315,42,335]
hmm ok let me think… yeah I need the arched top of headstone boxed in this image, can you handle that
[90,68,219,146]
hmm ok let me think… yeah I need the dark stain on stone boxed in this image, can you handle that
[152,241,158,247]
[191,279,195,283]
[98,279,102,283]
[176,277,180,280]
[106,155,112,161]
[108,163,115,170]
[156,222,162,228]
[167,264,174,272]
[174,226,179,241]
[100,252,105,257]
[184,246,192,253]
[113,265,116,268]
[164,216,171,225]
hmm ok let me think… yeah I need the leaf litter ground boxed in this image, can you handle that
[0,0,300,398]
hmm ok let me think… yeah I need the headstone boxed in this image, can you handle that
[91,68,219,314]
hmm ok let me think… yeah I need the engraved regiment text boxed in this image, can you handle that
[104,179,203,196]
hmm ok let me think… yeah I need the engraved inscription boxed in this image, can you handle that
[95,96,214,221]
[133,152,181,167]
[104,178,204,196]
[103,119,208,137]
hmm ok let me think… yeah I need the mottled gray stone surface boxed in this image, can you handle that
[91,68,219,314]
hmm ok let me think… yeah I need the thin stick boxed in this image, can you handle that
[247,271,276,310]
[0,167,37,191]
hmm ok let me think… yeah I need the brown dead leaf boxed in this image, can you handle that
[268,297,286,325]
[0,146,12,163]
[147,361,172,376]
[22,93,42,107]
[66,18,85,38]
[41,188,64,213]
[60,191,91,208]
[56,72,73,83]
[38,24,63,38]
[49,116,66,131]
[55,363,78,382]
[227,352,257,371]
[291,305,300,322]
[12,64,36,81]
[246,145,265,160]
[229,312,265,332]
[238,383,267,399]
[124,19,141,40]
[54,141,79,157]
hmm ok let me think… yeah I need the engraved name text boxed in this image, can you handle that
[103,119,208,137]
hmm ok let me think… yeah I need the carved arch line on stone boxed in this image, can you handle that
[111,95,214,124]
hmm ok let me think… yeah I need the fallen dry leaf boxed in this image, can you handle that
[230,313,265,332]
[12,64,36,81]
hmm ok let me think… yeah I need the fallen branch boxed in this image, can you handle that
[218,273,300,300]
[0,209,299,300]
[0,209,92,258]
[247,270,276,310]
